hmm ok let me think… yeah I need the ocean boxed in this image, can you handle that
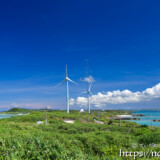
[0,114,18,119]
[129,110,160,127]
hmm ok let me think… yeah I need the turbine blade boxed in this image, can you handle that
[66,64,68,77]
[68,78,78,85]
[89,82,92,91]
[90,92,93,96]
[55,80,65,87]
[81,91,87,94]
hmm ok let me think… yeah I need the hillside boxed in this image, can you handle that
[7,107,33,113]
[0,110,158,159]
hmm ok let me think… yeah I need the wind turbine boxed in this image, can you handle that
[82,81,93,114]
[56,65,78,114]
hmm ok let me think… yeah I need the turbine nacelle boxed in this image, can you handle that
[82,82,93,95]
[86,90,93,95]
[65,77,69,81]
[65,77,78,85]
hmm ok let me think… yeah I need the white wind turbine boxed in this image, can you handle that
[56,65,78,114]
[82,81,93,114]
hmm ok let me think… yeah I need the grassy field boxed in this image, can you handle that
[0,108,159,160]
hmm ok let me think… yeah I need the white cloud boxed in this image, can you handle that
[83,76,95,83]
[70,83,160,107]
[69,98,75,105]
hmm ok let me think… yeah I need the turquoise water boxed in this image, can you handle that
[0,114,18,119]
[128,111,160,127]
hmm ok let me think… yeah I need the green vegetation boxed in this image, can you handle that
[6,107,34,114]
[0,109,159,159]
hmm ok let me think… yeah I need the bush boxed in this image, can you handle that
[108,120,113,125]
[138,133,160,145]
[141,124,148,128]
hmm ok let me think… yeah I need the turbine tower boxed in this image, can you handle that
[56,65,77,113]
[82,82,93,113]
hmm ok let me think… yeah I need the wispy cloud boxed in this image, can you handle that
[0,102,64,111]
[0,74,65,94]
[0,86,55,94]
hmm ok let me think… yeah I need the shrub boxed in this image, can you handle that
[138,133,160,145]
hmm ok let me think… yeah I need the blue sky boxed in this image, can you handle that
[0,0,160,110]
